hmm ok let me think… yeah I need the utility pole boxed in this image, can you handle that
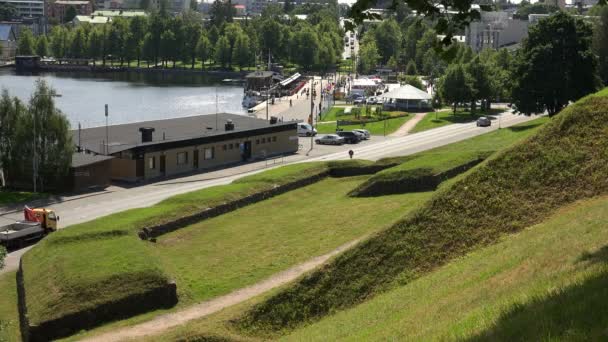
[105,104,109,155]
[266,86,269,121]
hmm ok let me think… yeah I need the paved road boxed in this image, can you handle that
[0,111,539,275]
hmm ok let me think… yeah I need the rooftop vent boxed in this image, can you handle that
[225,119,235,131]
[139,127,155,143]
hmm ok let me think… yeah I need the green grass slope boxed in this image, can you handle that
[239,91,608,332]
[351,118,547,196]
[283,196,608,341]
[0,272,20,342]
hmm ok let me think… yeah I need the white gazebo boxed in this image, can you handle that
[381,84,432,111]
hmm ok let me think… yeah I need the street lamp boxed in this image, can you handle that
[32,92,62,193]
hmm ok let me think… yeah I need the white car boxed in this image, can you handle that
[315,134,345,145]
[353,129,371,140]
[297,123,318,137]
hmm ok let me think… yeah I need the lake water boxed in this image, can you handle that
[0,70,246,129]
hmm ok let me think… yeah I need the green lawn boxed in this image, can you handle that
[411,108,504,133]
[146,195,608,341]
[238,90,608,333]
[0,272,20,342]
[0,190,45,206]
[316,115,412,135]
[284,196,608,341]
[152,176,432,305]
[351,117,549,196]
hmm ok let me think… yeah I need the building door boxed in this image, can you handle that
[193,149,199,169]
[244,141,252,160]
[136,159,144,179]
[160,155,166,175]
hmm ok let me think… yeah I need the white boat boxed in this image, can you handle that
[242,91,262,108]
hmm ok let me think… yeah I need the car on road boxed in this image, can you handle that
[352,129,371,140]
[476,116,491,127]
[336,131,362,144]
[315,134,345,145]
[297,123,318,136]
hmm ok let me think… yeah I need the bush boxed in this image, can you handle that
[0,246,5,269]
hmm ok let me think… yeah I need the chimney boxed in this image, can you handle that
[139,127,155,143]
[225,119,235,131]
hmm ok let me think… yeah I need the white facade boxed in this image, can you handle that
[0,0,45,18]
[465,11,529,52]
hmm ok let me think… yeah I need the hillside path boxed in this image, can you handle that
[389,112,428,137]
[79,239,361,342]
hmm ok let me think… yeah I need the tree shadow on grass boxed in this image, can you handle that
[465,248,608,342]
[506,122,545,133]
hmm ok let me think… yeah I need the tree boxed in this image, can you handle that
[0,3,17,21]
[513,2,558,20]
[214,35,231,68]
[232,33,251,70]
[439,64,473,113]
[292,26,318,70]
[64,6,77,23]
[17,28,35,55]
[374,19,401,64]
[405,60,417,75]
[160,30,176,67]
[404,75,424,90]
[182,13,201,69]
[358,35,380,74]
[318,35,336,72]
[36,35,49,57]
[0,90,24,183]
[466,56,493,111]
[87,27,104,64]
[512,12,601,116]
[69,27,87,58]
[129,16,148,67]
[49,26,68,58]
[210,0,235,27]
[0,245,5,269]
[196,33,211,70]
[593,6,608,85]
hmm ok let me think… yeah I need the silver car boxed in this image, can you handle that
[315,134,345,145]
[476,116,491,127]
[353,129,371,140]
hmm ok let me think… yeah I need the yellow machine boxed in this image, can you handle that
[28,208,59,232]
[0,207,58,248]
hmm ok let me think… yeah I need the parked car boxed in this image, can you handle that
[476,116,491,127]
[353,97,366,105]
[315,134,345,145]
[367,96,377,104]
[352,129,371,140]
[298,123,318,136]
[336,131,362,144]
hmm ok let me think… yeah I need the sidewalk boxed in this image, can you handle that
[389,112,428,137]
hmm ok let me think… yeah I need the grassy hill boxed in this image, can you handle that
[238,90,608,333]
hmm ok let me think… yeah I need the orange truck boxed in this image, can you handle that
[0,207,58,248]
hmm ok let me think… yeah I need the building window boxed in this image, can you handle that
[204,147,214,160]
[229,143,234,150]
[177,152,188,165]
[148,156,155,169]
[272,136,277,142]
[256,139,260,145]
[262,137,266,144]
[223,144,227,151]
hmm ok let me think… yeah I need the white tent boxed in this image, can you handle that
[381,84,432,111]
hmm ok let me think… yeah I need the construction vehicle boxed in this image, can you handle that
[0,207,59,248]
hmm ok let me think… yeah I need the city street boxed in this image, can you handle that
[0,111,539,274]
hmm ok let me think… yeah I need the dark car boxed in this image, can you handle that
[336,131,361,144]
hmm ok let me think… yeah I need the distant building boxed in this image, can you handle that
[48,0,93,22]
[0,23,17,60]
[247,0,277,15]
[381,84,432,111]
[465,11,529,52]
[73,9,146,24]
[0,0,45,18]
[234,4,245,16]
[74,113,298,182]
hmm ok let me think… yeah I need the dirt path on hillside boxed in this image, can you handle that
[80,239,362,342]
[389,112,428,137]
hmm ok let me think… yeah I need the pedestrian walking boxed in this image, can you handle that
[348,150,354,159]
[290,99,292,107]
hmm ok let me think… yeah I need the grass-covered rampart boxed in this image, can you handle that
[238,92,608,332]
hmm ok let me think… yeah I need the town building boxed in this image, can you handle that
[73,113,298,182]
[465,11,529,52]
[0,0,45,18]
[48,0,93,22]
[68,153,114,192]
[381,84,432,111]
[73,9,146,24]
[0,24,17,60]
